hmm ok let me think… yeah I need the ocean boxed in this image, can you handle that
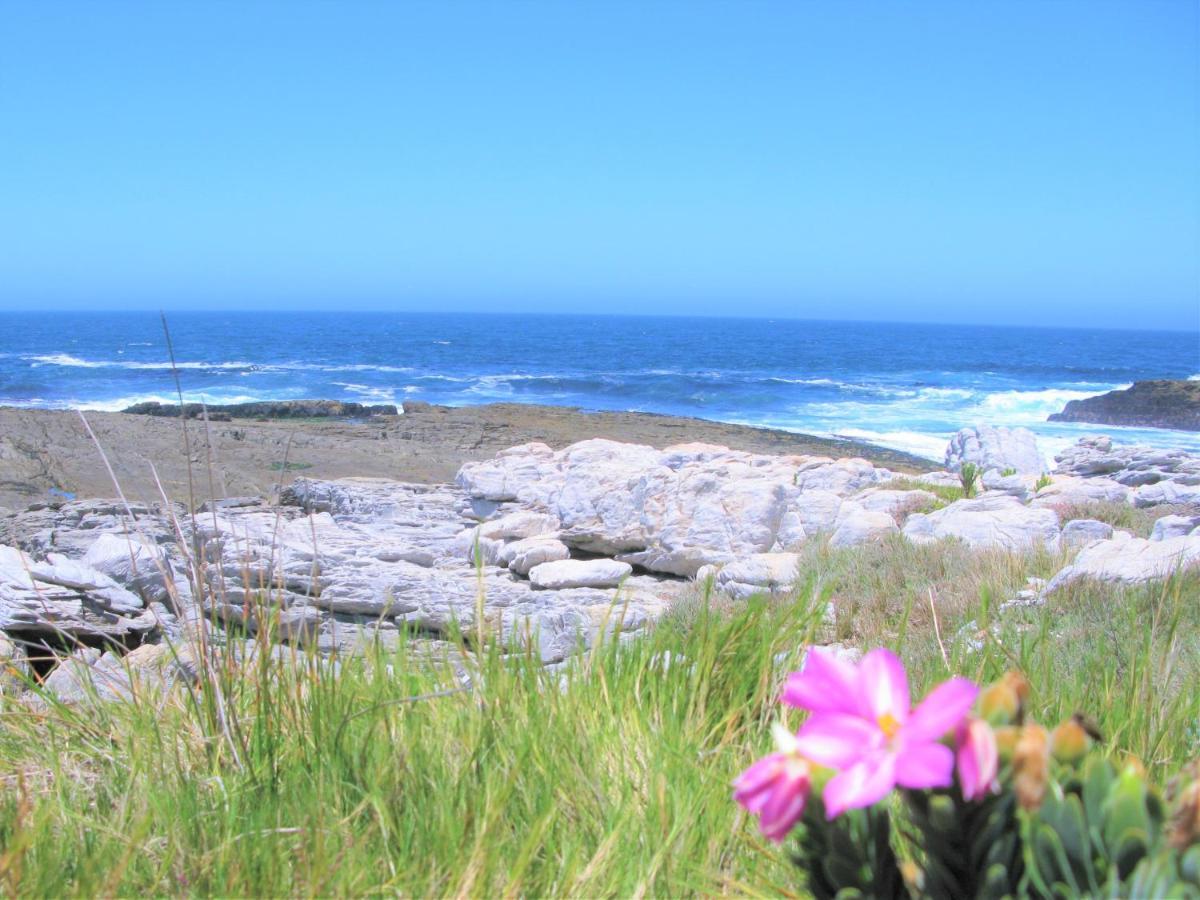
[1,311,1196,463]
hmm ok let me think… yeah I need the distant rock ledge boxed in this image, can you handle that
[1048,380,1200,432]
[121,400,398,421]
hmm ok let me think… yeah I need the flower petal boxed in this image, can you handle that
[956,719,999,801]
[894,742,955,789]
[905,677,979,743]
[796,713,882,768]
[822,753,897,818]
[859,648,910,723]
[733,754,785,814]
[758,765,811,842]
[781,648,863,715]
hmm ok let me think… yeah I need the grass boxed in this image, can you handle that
[1048,499,1197,538]
[1,537,1197,896]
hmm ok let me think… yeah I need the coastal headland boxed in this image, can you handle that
[0,400,934,510]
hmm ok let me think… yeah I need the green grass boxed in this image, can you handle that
[885,476,965,509]
[1,548,1198,896]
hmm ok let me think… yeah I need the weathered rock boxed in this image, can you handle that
[981,470,1035,500]
[496,537,571,576]
[528,559,632,590]
[457,439,893,577]
[851,488,937,520]
[1061,519,1114,547]
[1134,481,1200,508]
[82,533,177,605]
[1054,438,1200,493]
[1046,534,1200,592]
[902,495,1060,552]
[828,503,899,548]
[1029,476,1131,509]
[945,425,1045,475]
[0,544,155,639]
[1150,515,1200,542]
[716,553,802,600]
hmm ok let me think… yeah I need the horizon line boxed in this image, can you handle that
[1,307,1195,335]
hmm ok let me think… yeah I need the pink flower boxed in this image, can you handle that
[734,723,813,842]
[786,648,978,818]
[956,718,999,801]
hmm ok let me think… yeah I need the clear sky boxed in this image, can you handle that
[1,1,1197,329]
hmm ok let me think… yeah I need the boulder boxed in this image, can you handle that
[1150,515,1200,542]
[902,495,1060,552]
[1133,481,1200,508]
[716,553,802,600]
[498,537,571,576]
[1029,476,1131,510]
[528,559,632,590]
[1046,534,1200,593]
[82,533,177,605]
[851,488,937,520]
[828,503,899,548]
[1061,519,1114,547]
[945,425,1045,475]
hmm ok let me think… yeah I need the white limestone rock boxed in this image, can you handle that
[828,503,899,548]
[460,438,897,577]
[1134,481,1200,508]
[945,425,1046,475]
[528,559,633,590]
[902,495,1060,552]
[1150,515,1200,542]
[498,536,572,576]
[1046,535,1200,593]
[716,552,802,600]
[1029,476,1132,509]
[82,532,177,605]
[1061,519,1114,547]
[852,488,937,519]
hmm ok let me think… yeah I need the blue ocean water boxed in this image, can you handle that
[1,311,1196,462]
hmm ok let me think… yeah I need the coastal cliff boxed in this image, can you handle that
[1048,380,1200,431]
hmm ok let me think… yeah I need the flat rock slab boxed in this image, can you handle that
[1047,534,1200,592]
[528,559,633,590]
[902,494,1061,552]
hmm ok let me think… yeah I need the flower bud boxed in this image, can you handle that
[979,672,1029,725]
[956,718,999,801]
[1050,717,1092,764]
[1013,724,1050,811]
[1167,760,1200,850]
[993,725,1020,760]
[734,724,813,843]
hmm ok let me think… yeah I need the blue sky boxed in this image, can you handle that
[1,1,1196,329]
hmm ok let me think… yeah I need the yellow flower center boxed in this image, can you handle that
[877,711,901,738]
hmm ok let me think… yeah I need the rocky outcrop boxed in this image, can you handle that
[2,430,1197,698]
[122,400,398,420]
[456,439,896,577]
[715,553,802,600]
[945,425,1045,475]
[1061,519,1114,547]
[1048,380,1200,431]
[1053,435,1200,487]
[0,543,158,641]
[902,495,1061,552]
[1046,533,1200,593]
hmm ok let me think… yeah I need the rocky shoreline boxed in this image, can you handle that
[1,421,1198,702]
[1049,380,1200,431]
[0,401,934,510]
